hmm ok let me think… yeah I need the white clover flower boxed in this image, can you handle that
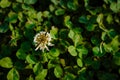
[33,31,54,52]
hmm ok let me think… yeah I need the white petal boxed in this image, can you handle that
[48,42,54,46]
[41,48,45,52]
[35,44,41,51]
[35,46,39,51]
[45,45,49,51]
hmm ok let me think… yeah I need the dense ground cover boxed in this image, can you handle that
[0,0,120,80]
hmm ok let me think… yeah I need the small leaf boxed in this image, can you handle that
[63,73,76,80]
[68,29,83,46]
[41,53,48,63]
[0,0,11,8]
[68,46,77,56]
[73,27,83,33]
[28,10,37,19]
[68,30,74,40]
[91,36,101,45]
[106,14,113,24]
[35,69,47,80]
[16,49,27,60]
[51,0,59,5]
[59,0,68,8]
[77,46,88,55]
[103,36,119,53]
[33,63,43,75]
[37,12,43,22]
[0,23,9,33]
[77,67,86,74]
[60,59,66,67]
[50,26,58,39]
[12,3,21,12]
[24,0,37,4]
[74,34,82,47]
[18,12,24,22]
[27,75,34,80]
[64,16,73,29]
[25,21,35,29]
[48,60,56,69]
[78,52,82,59]
[22,4,33,10]
[54,65,63,78]
[7,68,19,80]
[110,2,120,13]
[78,15,88,24]
[49,4,55,12]
[0,57,13,68]
[86,24,96,31]
[49,48,60,57]
[7,11,18,23]
[110,36,120,52]
[103,43,113,53]
[26,54,37,64]
[96,13,103,24]
[108,29,117,39]
[48,58,60,69]
[77,58,83,67]
[101,32,107,41]
[42,11,50,18]
[92,46,100,56]
[67,1,78,10]
[104,0,109,4]
[93,45,105,57]
[55,8,65,16]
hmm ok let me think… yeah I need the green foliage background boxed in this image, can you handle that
[0,0,120,80]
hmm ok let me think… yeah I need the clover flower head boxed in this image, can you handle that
[33,31,54,52]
